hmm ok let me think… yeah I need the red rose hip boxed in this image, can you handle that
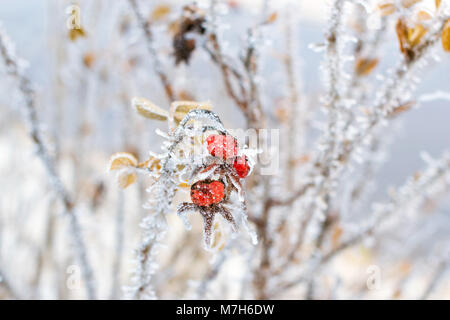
[206,134,238,159]
[190,180,225,206]
[233,155,250,178]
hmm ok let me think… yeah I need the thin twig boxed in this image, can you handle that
[0,26,96,299]
[128,0,176,102]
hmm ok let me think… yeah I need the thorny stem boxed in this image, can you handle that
[0,26,96,299]
[128,0,176,102]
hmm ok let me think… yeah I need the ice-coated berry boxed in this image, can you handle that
[190,180,225,206]
[233,155,250,178]
[206,134,238,160]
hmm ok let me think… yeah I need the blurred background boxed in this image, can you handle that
[0,0,449,299]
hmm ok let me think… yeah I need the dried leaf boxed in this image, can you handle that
[388,101,414,118]
[137,155,161,172]
[265,12,278,24]
[151,4,171,21]
[82,52,96,69]
[396,19,426,60]
[170,100,212,124]
[401,0,421,8]
[108,152,138,171]
[396,18,409,54]
[132,97,169,120]
[378,2,396,17]
[436,0,441,9]
[116,168,138,189]
[355,58,379,76]
[211,221,225,251]
[416,10,432,22]
[407,23,427,47]
[442,19,450,52]
[178,182,190,188]
[68,28,86,41]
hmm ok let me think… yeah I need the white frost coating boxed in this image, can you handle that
[128,108,256,299]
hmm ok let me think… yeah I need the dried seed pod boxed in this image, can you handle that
[132,97,169,120]
[172,4,206,65]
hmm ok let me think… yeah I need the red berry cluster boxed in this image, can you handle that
[189,134,252,207]
[206,134,251,179]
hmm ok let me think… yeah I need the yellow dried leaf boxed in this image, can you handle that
[211,221,225,251]
[151,4,171,21]
[137,155,162,172]
[178,182,190,188]
[401,0,421,8]
[355,58,379,76]
[396,18,409,54]
[108,152,138,171]
[407,24,427,47]
[173,111,189,123]
[436,0,441,9]
[378,2,396,16]
[170,100,212,124]
[416,10,432,22]
[116,168,137,189]
[132,97,169,120]
[68,28,86,41]
[265,12,278,24]
[442,19,450,52]
[83,52,96,68]
[171,100,212,113]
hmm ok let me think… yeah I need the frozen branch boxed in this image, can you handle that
[420,260,449,300]
[0,25,96,299]
[128,0,175,102]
